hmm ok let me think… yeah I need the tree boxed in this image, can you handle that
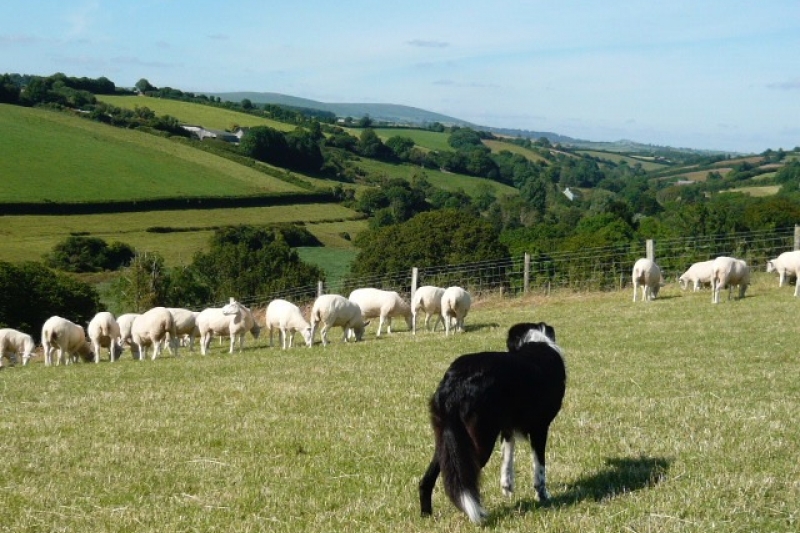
[0,261,101,332]
[385,136,416,160]
[111,252,169,312]
[44,236,135,273]
[240,126,290,165]
[135,78,155,93]
[350,209,509,278]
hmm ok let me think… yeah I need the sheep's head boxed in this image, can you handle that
[678,275,688,291]
[301,327,313,347]
[766,260,776,273]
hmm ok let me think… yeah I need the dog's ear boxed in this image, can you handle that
[539,323,556,343]
[506,322,531,351]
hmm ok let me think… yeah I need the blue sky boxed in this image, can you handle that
[2,0,798,153]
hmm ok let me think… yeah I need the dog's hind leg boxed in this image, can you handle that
[529,426,551,502]
[500,432,515,496]
[419,454,440,516]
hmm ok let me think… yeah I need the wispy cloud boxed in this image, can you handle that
[65,1,99,39]
[407,39,448,48]
[208,33,229,41]
[433,79,499,89]
[112,56,181,69]
[766,79,800,90]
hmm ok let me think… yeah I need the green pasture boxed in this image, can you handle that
[371,128,452,152]
[354,158,518,197]
[1,279,798,532]
[482,140,550,163]
[98,95,296,133]
[576,150,669,172]
[0,105,304,202]
[0,204,364,266]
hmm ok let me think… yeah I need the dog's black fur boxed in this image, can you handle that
[418,322,566,523]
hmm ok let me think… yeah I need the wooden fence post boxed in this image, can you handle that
[646,239,655,262]
[794,225,800,251]
[317,280,324,298]
[523,252,530,294]
[411,267,418,301]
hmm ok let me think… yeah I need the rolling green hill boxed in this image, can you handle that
[0,104,306,203]
[98,95,296,132]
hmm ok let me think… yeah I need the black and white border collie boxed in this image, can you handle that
[418,322,566,524]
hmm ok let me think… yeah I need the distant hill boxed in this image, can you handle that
[208,91,473,127]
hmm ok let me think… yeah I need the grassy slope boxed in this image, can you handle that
[576,150,669,172]
[98,95,297,132]
[482,139,550,163]
[1,283,797,532]
[1,204,365,266]
[0,105,305,202]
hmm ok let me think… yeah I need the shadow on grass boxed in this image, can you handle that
[490,455,671,522]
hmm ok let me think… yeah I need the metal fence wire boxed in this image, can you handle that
[234,227,797,311]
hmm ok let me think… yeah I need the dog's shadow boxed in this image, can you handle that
[492,455,671,521]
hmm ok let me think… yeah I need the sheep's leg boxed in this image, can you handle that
[795,277,799,297]
[500,433,515,496]
[376,316,384,336]
[321,325,330,346]
[412,312,418,335]
[269,327,275,348]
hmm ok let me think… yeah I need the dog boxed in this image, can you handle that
[418,322,566,524]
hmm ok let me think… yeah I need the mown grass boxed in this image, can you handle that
[576,150,670,172]
[97,95,297,133]
[2,280,798,532]
[0,204,364,265]
[371,128,452,152]
[0,105,305,203]
[482,140,550,163]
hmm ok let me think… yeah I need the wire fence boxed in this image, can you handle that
[232,226,799,312]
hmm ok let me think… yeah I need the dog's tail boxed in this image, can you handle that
[438,411,486,523]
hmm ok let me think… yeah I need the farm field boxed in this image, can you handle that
[354,158,518,197]
[97,95,297,133]
[0,104,305,202]
[371,128,453,152]
[0,204,364,266]
[576,150,670,172]
[482,139,550,163]
[1,283,798,532]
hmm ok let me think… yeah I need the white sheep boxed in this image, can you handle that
[0,328,36,368]
[41,316,93,366]
[131,306,178,361]
[711,256,750,304]
[440,286,471,335]
[411,285,445,334]
[678,260,715,292]
[766,250,800,296]
[265,299,312,349]
[348,288,412,336]
[166,307,200,352]
[87,311,122,363]
[632,258,664,302]
[116,313,141,359]
[309,294,368,346]
[196,299,260,355]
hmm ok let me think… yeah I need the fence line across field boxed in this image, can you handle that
[229,226,799,312]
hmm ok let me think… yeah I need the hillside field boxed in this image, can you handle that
[1,283,797,532]
[0,105,305,202]
[0,204,366,266]
[97,95,297,133]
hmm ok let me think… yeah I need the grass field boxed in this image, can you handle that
[0,105,305,202]
[482,140,550,163]
[576,151,670,172]
[97,95,297,133]
[1,280,798,532]
[0,204,365,266]
[371,128,452,152]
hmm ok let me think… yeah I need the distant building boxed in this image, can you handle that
[562,187,578,201]
[181,125,239,143]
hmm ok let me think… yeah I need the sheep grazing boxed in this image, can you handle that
[265,299,312,349]
[0,328,36,368]
[348,288,412,336]
[679,260,715,292]
[166,307,200,352]
[632,258,664,302]
[766,250,800,296]
[711,256,750,304]
[196,299,260,355]
[221,298,261,353]
[309,294,369,346]
[411,285,445,335]
[131,307,178,361]
[41,316,93,366]
[440,286,471,335]
[116,313,141,359]
[87,311,122,363]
